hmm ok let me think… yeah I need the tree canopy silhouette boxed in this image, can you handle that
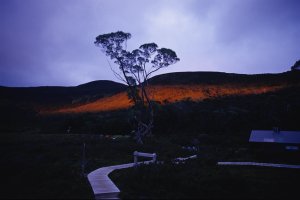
[291,59,300,71]
[95,31,180,144]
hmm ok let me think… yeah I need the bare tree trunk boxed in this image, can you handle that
[133,82,154,144]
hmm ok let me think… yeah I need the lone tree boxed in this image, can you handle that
[291,59,300,71]
[95,31,179,144]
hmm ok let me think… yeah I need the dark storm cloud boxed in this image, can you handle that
[0,0,74,86]
[179,0,300,73]
[1,1,45,85]
[213,0,300,46]
[1,0,300,86]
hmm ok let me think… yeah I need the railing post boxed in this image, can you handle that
[133,151,157,165]
[153,153,157,163]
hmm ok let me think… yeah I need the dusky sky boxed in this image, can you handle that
[1,0,300,86]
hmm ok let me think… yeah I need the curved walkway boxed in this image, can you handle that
[88,155,197,199]
[87,161,152,199]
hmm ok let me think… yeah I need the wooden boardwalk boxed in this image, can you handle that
[87,161,152,199]
[88,155,197,199]
[217,162,300,169]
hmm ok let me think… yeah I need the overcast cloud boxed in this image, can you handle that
[1,0,299,86]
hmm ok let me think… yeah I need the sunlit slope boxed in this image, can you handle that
[148,84,286,102]
[52,84,286,114]
[44,71,300,114]
[54,92,132,113]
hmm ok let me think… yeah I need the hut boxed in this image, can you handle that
[249,128,300,151]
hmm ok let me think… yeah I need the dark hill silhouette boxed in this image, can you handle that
[148,71,300,85]
[1,70,300,113]
[48,71,300,114]
[1,70,300,133]
[0,80,126,133]
[0,80,126,108]
[75,80,125,90]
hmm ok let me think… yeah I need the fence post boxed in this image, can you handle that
[153,153,157,163]
[81,142,86,177]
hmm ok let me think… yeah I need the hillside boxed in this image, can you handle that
[1,70,300,134]
[48,71,300,114]
[0,80,126,109]
[0,80,126,133]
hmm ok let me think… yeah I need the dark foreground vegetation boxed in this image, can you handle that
[1,132,300,199]
[0,134,137,199]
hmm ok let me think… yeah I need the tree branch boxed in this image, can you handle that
[105,58,127,84]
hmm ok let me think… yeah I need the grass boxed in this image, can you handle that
[110,157,300,199]
[0,133,139,199]
[109,133,300,199]
[0,133,192,199]
[1,132,299,199]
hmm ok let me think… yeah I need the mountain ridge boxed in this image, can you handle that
[1,70,300,114]
[0,80,126,107]
[46,71,300,114]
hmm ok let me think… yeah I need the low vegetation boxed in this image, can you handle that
[111,159,300,199]
[2,131,299,199]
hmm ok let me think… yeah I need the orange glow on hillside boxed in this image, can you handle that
[47,84,286,114]
[53,92,133,114]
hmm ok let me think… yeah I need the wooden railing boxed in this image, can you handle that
[133,151,157,165]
